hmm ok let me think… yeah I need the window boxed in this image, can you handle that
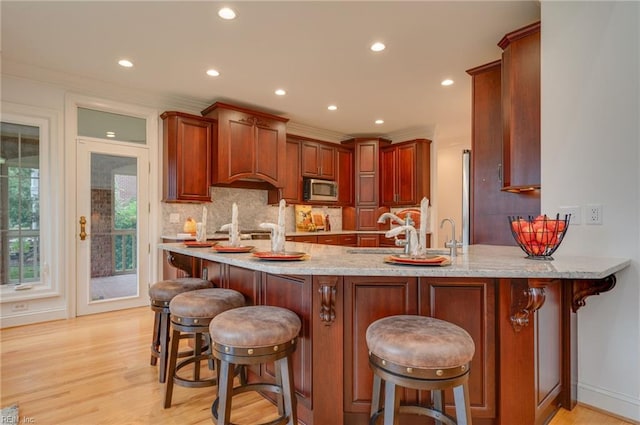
[1,122,41,285]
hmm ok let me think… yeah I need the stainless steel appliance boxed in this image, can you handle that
[303,178,338,202]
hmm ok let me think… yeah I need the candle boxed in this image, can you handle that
[420,197,429,254]
[231,203,239,246]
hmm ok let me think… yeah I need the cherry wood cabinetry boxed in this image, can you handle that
[499,21,541,192]
[467,60,539,245]
[357,234,379,247]
[301,140,336,180]
[336,146,354,205]
[161,111,216,202]
[343,276,418,416]
[419,278,497,421]
[380,139,431,207]
[201,102,288,188]
[268,137,301,204]
[342,138,391,230]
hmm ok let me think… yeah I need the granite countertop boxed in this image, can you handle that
[158,241,630,279]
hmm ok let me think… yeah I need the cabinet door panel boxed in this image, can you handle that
[318,144,335,179]
[301,142,320,176]
[262,274,312,409]
[336,147,353,205]
[344,276,418,413]
[227,118,255,177]
[397,143,417,205]
[255,125,280,182]
[380,148,396,205]
[225,264,260,306]
[420,278,496,420]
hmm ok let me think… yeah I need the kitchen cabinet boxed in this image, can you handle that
[341,138,391,230]
[357,234,379,247]
[380,139,431,206]
[343,276,418,414]
[301,139,336,180]
[201,102,288,188]
[268,137,301,204]
[336,146,354,205]
[161,111,216,203]
[499,21,541,191]
[285,235,318,244]
[419,277,496,420]
[467,60,539,245]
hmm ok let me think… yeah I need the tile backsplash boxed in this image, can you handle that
[161,187,342,237]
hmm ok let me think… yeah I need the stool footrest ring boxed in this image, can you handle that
[370,405,458,425]
[211,382,289,425]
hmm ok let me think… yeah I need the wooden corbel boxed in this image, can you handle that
[318,277,338,325]
[510,279,553,332]
[166,252,194,277]
[572,275,616,312]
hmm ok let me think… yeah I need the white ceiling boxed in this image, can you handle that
[1,1,540,142]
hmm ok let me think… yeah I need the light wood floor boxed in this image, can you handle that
[1,307,634,425]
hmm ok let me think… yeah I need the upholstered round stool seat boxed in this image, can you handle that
[150,278,213,306]
[170,288,245,321]
[209,305,301,425]
[149,277,213,383]
[366,315,476,425]
[366,315,475,372]
[209,305,301,350]
[164,288,245,408]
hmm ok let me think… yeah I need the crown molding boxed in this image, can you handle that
[285,121,349,143]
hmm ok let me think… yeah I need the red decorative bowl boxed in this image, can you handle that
[508,214,570,260]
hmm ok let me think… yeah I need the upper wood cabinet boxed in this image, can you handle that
[499,21,541,191]
[467,58,539,245]
[380,139,431,207]
[336,146,354,205]
[161,111,216,203]
[301,140,336,179]
[268,137,302,204]
[201,102,289,188]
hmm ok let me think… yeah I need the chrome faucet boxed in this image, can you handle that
[379,212,417,256]
[440,218,461,258]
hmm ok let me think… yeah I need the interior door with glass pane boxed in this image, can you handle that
[76,139,149,315]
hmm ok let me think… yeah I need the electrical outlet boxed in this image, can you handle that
[586,204,603,225]
[11,302,28,312]
[169,213,180,224]
[559,206,581,225]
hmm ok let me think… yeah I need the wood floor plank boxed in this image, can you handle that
[1,306,633,424]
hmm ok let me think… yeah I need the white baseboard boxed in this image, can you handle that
[0,308,68,329]
[578,382,640,423]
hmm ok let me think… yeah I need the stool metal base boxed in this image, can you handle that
[369,355,472,425]
[211,340,297,425]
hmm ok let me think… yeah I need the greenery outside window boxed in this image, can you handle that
[1,122,41,286]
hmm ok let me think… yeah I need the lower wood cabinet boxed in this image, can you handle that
[343,276,419,414]
[419,278,497,420]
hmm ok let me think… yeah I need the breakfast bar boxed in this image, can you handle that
[159,241,630,425]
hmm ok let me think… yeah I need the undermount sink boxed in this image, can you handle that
[346,247,451,256]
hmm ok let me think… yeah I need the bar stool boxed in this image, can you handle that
[149,277,213,383]
[209,305,301,425]
[366,315,475,425]
[164,287,245,408]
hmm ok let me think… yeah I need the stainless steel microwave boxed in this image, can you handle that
[303,178,338,202]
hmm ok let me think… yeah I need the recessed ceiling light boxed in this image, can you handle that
[206,69,220,77]
[275,89,286,96]
[441,79,454,86]
[118,59,133,68]
[106,131,116,138]
[327,105,338,111]
[370,42,386,52]
[375,119,384,125]
[218,7,236,20]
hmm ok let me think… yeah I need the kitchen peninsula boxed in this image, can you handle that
[159,241,629,425]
